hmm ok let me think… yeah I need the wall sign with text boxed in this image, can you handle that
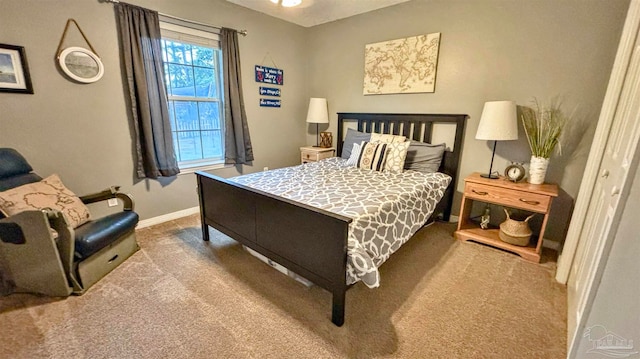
[260,98,281,108]
[259,86,281,97]
[255,65,284,85]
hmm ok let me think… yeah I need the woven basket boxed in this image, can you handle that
[499,209,535,246]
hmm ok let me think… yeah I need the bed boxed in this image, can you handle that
[196,112,467,326]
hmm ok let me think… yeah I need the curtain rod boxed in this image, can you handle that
[102,0,248,36]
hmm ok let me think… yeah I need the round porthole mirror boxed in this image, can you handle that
[58,47,104,83]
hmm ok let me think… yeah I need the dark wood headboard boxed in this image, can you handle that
[337,112,468,221]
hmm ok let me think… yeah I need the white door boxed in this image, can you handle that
[566,2,640,356]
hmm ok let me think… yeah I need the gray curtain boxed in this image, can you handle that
[221,28,254,164]
[116,3,180,179]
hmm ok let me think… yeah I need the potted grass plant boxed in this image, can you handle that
[521,98,569,184]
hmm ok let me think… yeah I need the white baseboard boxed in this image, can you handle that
[136,206,200,229]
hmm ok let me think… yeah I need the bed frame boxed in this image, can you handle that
[196,113,467,326]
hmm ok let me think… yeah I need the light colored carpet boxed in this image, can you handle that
[0,214,566,358]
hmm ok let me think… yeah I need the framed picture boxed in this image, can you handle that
[363,33,441,95]
[58,47,104,84]
[0,43,34,94]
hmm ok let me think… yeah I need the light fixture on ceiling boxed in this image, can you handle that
[270,0,302,7]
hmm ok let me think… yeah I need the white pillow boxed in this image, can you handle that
[346,142,362,166]
[370,132,406,144]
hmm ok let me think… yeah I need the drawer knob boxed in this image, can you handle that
[472,189,488,196]
[519,198,540,205]
[306,154,310,158]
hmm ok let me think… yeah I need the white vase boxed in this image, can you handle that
[529,156,549,184]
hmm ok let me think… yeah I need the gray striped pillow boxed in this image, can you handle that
[346,142,362,166]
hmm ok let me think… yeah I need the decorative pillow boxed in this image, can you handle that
[346,142,362,167]
[370,132,406,144]
[404,141,447,173]
[383,141,411,173]
[357,142,388,171]
[341,128,371,159]
[0,174,91,229]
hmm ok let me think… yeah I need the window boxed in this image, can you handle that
[160,22,224,169]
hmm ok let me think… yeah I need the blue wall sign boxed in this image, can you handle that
[259,86,281,97]
[255,65,284,85]
[260,98,281,108]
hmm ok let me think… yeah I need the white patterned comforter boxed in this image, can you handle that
[230,157,451,288]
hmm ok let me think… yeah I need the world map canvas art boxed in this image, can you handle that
[363,33,441,95]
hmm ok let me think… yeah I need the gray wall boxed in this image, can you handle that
[0,0,308,220]
[0,0,630,227]
[306,0,630,217]
[573,159,640,356]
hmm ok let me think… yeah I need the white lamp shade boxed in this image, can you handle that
[476,100,518,141]
[306,98,329,124]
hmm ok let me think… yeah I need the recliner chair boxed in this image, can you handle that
[0,148,139,296]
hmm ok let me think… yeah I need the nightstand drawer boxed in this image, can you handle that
[301,151,321,162]
[464,182,551,213]
[300,147,335,163]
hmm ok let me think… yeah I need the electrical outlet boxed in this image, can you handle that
[107,198,118,207]
[263,167,269,171]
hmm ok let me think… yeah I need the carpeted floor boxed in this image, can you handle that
[0,214,566,358]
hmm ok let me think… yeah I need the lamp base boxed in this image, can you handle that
[480,173,499,179]
[480,141,500,179]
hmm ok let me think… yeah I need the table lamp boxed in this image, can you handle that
[476,100,518,179]
[306,98,329,147]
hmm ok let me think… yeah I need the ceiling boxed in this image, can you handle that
[226,0,411,28]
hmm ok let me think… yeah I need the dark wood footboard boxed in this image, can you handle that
[196,171,353,326]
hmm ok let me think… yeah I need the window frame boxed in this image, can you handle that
[159,21,226,171]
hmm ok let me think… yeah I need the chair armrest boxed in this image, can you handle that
[79,186,135,211]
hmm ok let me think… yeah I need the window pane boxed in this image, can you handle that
[192,45,214,68]
[168,100,176,129]
[177,131,203,161]
[168,64,195,97]
[198,102,220,130]
[172,131,181,162]
[164,40,192,65]
[202,130,223,159]
[194,67,216,98]
[174,101,199,131]
[161,30,224,167]
[164,63,172,95]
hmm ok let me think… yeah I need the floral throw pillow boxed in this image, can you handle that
[0,174,91,229]
[357,142,388,171]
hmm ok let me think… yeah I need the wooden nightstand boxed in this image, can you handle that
[454,172,559,263]
[300,146,335,164]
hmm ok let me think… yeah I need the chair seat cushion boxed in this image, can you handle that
[74,211,139,259]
